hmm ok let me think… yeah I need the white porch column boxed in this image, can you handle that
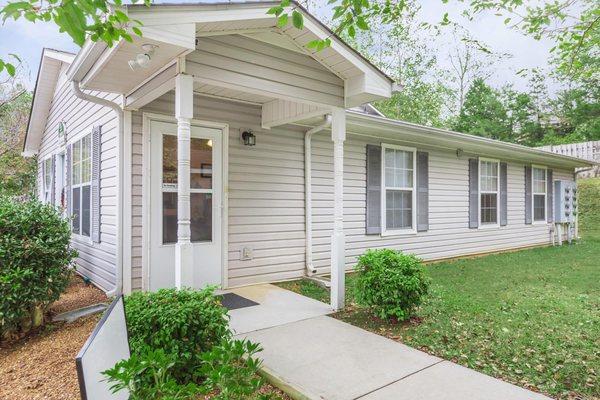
[175,74,194,288]
[330,107,346,310]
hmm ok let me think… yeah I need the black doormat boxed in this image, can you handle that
[219,293,259,310]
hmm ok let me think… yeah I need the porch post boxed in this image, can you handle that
[330,107,346,311]
[175,74,194,288]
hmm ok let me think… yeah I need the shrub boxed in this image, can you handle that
[578,178,600,233]
[0,197,76,337]
[354,249,429,321]
[124,288,230,382]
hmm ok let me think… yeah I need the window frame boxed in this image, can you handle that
[70,133,93,241]
[531,164,547,224]
[478,158,500,228]
[43,157,53,204]
[380,143,417,236]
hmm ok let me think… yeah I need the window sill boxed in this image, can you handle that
[478,223,501,230]
[71,234,92,246]
[381,229,417,237]
[532,220,548,226]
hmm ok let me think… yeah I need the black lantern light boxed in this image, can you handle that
[242,130,256,146]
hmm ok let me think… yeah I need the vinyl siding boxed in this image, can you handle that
[130,92,575,291]
[37,62,119,292]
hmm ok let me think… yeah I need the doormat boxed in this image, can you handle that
[219,293,259,310]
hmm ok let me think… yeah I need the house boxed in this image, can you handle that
[23,1,592,309]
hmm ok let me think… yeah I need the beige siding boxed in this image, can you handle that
[131,92,575,290]
[37,63,119,292]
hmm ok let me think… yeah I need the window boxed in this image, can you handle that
[72,135,92,237]
[532,166,547,222]
[479,159,499,225]
[43,157,53,203]
[382,145,415,233]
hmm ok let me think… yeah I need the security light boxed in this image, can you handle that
[128,44,158,71]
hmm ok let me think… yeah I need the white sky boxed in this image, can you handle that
[0,0,559,93]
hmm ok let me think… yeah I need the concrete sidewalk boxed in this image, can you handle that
[229,286,552,400]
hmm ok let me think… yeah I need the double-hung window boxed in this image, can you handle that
[479,159,499,225]
[72,134,92,237]
[381,145,416,233]
[43,157,53,203]
[532,166,547,222]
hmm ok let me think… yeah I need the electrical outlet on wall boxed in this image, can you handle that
[241,247,253,261]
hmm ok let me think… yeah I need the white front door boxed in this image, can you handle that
[149,120,223,290]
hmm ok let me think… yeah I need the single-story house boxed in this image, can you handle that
[24,1,592,309]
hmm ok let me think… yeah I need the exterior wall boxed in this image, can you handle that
[130,92,575,291]
[37,62,120,291]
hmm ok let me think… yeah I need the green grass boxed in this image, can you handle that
[277,233,600,399]
[579,178,600,234]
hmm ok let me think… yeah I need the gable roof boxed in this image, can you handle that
[23,48,75,156]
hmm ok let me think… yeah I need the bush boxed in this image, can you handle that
[0,197,76,338]
[124,288,230,382]
[578,178,600,233]
[354,249,429,321]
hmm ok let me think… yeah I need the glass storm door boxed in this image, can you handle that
[149,120,222,290]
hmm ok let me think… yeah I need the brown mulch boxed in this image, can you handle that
[48,275,108,316]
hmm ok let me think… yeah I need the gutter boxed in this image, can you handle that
[71,81,124,297]
[304,115,331,276]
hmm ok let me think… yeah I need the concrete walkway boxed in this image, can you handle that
[229,285,551,400]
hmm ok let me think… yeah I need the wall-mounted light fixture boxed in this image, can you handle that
[241,130,256,146]
[128,44,158,71]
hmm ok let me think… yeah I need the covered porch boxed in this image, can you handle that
[67,1,395,310]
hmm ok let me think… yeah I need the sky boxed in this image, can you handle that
[0,0,558,93]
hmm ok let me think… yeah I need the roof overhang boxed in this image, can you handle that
[23,48,75,156]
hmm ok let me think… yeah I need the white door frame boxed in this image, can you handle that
[141,112,229,290]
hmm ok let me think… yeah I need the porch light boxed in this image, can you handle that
[128,44,158,71]
[242,130,256,146]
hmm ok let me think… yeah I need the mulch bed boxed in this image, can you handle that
[48,275,108,316]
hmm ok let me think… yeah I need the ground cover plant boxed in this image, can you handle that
[578,178,600,234]
[0,197,76,339]
[278,232,600,399]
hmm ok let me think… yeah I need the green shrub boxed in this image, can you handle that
[124,288,230,382]
[0,197,76,337]
[578,178,600,233]
[354,249,430,321]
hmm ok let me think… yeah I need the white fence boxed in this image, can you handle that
[538,141,600,178]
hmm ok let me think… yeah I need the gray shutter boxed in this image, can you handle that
[547,169,553,222]
[500,162,508,226]
[51,155,56,205]
[366,144,382,234]
[66,145,72,215]
[416,151,429,232]
[525,165,532,224]
[41,159,46,202]
[468,158,479,229]
[91,126,102,243]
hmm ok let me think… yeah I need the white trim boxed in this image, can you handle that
[70,133,93,243]
[380,143,417,236]
[122,110,133,294]
[532,164,548,225]
[141,112,229,289]
[478,157,500,228]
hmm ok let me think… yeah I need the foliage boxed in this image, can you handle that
[353,249,430,321]
[278,232,600,399]
[578,178,600,233]
[0,197,76,336]
[124,287,230,382]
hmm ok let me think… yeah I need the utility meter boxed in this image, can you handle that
[554,180,578,224]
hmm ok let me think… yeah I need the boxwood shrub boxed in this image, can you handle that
[0,197,76,338]
[354,249,430,321]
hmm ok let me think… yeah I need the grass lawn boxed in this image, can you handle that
[277,232,600,400]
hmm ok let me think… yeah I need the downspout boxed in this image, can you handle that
[71,81,124,297]
[305,115,332,276]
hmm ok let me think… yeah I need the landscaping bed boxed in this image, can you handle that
[277,232,600,400]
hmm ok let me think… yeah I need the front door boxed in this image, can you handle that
[149,120,223,290]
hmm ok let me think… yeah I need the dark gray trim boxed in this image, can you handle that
[525,165,532,224]
[468,158,479,229]
[547,169,553,222]
[500,162,508,226]
[366,144,382,235]
[416,151,429,232]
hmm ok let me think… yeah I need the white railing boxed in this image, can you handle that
[538,141,600,177]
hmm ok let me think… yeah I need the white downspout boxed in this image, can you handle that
[305,115,332,276]
[71,81,124,297]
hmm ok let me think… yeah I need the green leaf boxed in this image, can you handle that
[292,10,303,29]
[277,13,288,28]
[5,62,16,76]
[356,16,368,30]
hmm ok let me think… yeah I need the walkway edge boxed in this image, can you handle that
[259,365,313,400]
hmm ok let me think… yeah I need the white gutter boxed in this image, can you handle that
[71,81,124,297]
[305,115,332,276]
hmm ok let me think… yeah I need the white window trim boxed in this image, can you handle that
[478,157,500,228]
[43,157,53,204]
[70,134,93,242]
[380,144,417,236]
[532,164,547,225]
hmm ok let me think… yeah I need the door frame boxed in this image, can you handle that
[141,112,229,290]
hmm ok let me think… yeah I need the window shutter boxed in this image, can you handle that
[524,165,532,224]
[66,145,72,215]
[468,158,479,229]
[366,144,381,235]
[416,151,429,232]
[51,155,56,205]
[91,126,102,243]
[547,169,553,223]
[41,159,46,202]
[500,162,508,226]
